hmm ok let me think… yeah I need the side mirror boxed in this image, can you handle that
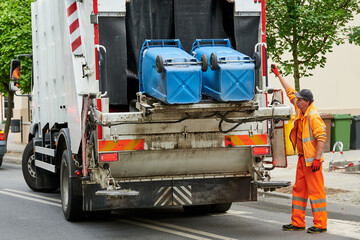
[10,59,21,80]
[10,59,21,91]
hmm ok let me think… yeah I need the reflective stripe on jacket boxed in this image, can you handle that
[286,87,327,167]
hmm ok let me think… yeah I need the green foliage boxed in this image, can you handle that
[266,0,360,91]
[0,0,33,95]
[348,26,360,45]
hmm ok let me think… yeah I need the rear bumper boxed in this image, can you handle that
[82,177,257,211]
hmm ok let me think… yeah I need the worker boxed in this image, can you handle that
[271,64,327,234]
[12,62,20,80]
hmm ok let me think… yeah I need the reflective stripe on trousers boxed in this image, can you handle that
[291,155,327,229]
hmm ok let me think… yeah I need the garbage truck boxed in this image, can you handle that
[13,0,292,221]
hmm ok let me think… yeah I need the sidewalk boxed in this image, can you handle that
[268,150,360,206]
[3,131,26,164]
[6,131,26,153]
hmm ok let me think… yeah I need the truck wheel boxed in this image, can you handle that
[210,203,232,213]
[200,54,208,72]
[0,157,3,167]
[60,150,84,221]
[156,55,164,73]
[210,53,218,71]
[22,140,39,191]
[183,204,212,214]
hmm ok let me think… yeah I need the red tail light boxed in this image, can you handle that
[252,146,271,156]
[0,131,5,141]
[99,153,118,162]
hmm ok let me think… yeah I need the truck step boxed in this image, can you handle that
[252,180,291,189]
[95,189,139,197]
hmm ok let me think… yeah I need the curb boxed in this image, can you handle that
[3,156,22,165]
[258,189,360,209]
[3,153,22,165]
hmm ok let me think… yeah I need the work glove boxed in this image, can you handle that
[271,64,280,76]
[312,159,321,172]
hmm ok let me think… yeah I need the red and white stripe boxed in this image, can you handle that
[65,0,83,55]
[93,0,102,139]
[333,160,360,170]
[261,0,266,77]
[344,161,360,168]
[93,0,99,81]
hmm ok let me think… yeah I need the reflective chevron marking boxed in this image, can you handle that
[173,186,192,206]
[225,134,268,146]
[65,0,83,55]
[98,139,144,152]
[154,187,172,207]
[154,185,192,206]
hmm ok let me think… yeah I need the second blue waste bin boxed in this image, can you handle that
[191,39,255,102]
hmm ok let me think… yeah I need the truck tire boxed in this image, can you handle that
[0,157,3,167]
[210,203,232,213]
[183,204,212,214]
[22,140,39,191]
[60,150,84,221]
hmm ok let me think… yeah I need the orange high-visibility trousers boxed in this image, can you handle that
[291,155,327,229]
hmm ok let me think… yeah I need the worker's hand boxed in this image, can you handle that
[312,159,321,172]
[271,64,280,77]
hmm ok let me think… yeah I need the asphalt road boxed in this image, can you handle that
[0,162,359,240]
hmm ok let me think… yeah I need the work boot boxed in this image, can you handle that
[307,226,327,233]
[282,224,305,231]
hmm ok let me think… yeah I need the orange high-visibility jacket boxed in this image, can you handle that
[286,87,327,167]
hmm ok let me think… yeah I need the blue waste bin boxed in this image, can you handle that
[191,39,255,102]
[139,39,203,104]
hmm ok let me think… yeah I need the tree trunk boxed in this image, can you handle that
[292,36,301,91]
[293,63,300,92]
[4,91,15,147]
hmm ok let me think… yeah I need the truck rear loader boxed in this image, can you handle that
[13,0,291,221]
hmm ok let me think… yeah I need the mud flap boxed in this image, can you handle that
[269,89,287,168]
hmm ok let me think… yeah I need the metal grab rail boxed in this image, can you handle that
[142,39,183,49]
[329,141,345,164]
[191,39,232,51]
[163,58,198,66]
[217,58,253,64]
[329,141,360,171]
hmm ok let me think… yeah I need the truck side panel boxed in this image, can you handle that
[32,1,67,129]
[32,0,98,153]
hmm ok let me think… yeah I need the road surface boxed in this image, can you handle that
[0,162,359,240]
